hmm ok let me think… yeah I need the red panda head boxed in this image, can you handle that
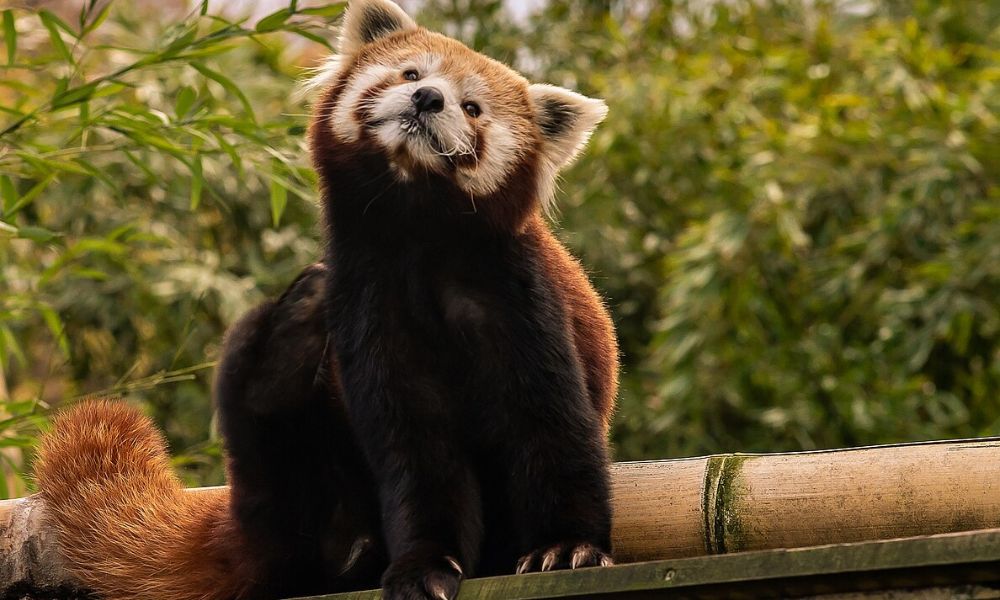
[308,0,607,231]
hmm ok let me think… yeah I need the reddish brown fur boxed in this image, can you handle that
[32,9,619,599]
[35,400,249,600]
[311,27,620,430]
[529,217,620,430]
[312,28,541,232]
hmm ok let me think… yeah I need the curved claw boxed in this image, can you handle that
[516,542,613,575]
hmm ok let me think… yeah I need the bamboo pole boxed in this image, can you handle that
[0,494,78,594]
[610,438,1000,562]
[2,438,999,593]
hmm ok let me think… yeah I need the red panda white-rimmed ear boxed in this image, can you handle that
[339,0,418,56]
[529,84,609,171]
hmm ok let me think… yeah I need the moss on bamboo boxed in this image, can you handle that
[703,454,752,554]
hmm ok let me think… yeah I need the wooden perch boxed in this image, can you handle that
[2,438,999,597]
[610,437,1000,562]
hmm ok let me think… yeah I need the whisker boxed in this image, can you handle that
[363,178,396,216]
[470,129,480,170]
[359,166,396,189]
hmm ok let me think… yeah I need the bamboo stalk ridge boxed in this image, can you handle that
[2,438,999,592]
[609,438,1000,562]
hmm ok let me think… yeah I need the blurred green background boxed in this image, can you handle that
[0,0,997,497]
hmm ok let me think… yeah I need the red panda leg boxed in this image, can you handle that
[215,263,385,597]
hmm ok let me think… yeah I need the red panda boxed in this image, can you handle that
[34,1,619,599]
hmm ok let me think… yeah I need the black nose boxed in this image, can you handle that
[411,86,444,114]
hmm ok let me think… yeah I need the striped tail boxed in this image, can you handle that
[34,400,249,600]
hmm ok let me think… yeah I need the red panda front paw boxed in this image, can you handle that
[515,542,613,574]
[381,552,464,600]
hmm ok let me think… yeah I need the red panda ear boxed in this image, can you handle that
[528,84,609,171]
[339,0,418,56]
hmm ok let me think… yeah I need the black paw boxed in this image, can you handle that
[382,553,464,600]
[382,555,464,600]
[515,542,613,574]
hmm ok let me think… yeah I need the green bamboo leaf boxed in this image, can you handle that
[3,10,15,66]
[0,175,16,215]
[0,463,8,500]
[174,43,240,60]
[270,175,288,227]
[0,326,28,368]
[191,62,256,122]
[163,27,198,57]
[39,9,77,38]
[4,174,55,217]
[17,226,60,243]
[82,1,113,36]
[38,305,70,359]
[52,76,69,100]
[288,27,333,49]
[76,1,87,29]
[106,223,137,241]
[91,82,128,99]
[3,399,39,419]
[124,130,188,157]
[71,268,110,281]
[0,78,35,95]
[0,436,37,448]
[39,11,74,63]
[72,158,117,190]
[123,149,158,181]
[16,152,88,175]
[190,154,203,209]
[52,81,98,109]
[212,132,244,177]
[299,4,347,18]
[255,8,291,33]
[175,85,197,118]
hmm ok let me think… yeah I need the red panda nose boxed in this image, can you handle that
[411,87,445,114]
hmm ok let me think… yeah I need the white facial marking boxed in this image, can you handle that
[329,52,487,178]
[329,64,397,143]
[304,0,610,217]
[369,72,473,169]
[455,121,520,197]
[452,73,523,197]
[318,47,614,208]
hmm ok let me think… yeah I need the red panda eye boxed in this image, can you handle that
[403,70,419,81]
[463,102,481,118]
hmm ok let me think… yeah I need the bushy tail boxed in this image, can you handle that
[34,400,249,600]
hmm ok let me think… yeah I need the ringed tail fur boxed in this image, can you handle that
[34,400,249,600]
